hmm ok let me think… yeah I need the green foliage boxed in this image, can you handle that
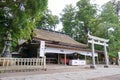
[61,0,97,43]
[60,4,76,37]
[95,2,120,59]
[108,24,120,58]
[0,0,48,52]
[101,2,118,24]
[36,9,59,30]
[76,0,97,43]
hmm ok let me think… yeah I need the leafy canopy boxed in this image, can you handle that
[37,9,59,30]
[0,0,48,51]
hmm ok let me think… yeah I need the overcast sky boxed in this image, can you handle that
[48,0,111,31]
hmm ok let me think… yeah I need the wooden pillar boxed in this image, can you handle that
[104,43,109,68]
[90,39,96,69]
[58,54,60,64]
[85,55,87,63]
[43,56,47,70]
[97,56,99,64]
[64,53,66,66]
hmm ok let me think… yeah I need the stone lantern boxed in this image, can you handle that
[3,31,12,57]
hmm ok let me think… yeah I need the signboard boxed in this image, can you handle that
[69,60,86,66]
[40,41,45,57]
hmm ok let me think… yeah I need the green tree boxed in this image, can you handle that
[76,0,97,43]
[60,4,76,37]
[37,9,59,30]
[61,0,97,43]
[0,0,48,52]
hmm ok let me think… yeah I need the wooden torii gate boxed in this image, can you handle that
[88,33,109,68]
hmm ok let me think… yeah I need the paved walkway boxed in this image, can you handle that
[0,65,120,80]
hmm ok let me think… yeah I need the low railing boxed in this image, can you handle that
[0,57,46,72]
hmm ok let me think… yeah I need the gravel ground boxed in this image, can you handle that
[89,74,120,80]
[0,65,90,78]
[0,65,120,80]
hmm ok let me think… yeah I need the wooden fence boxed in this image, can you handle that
[0,57,46,72]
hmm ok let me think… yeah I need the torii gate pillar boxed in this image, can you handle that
[104,43,109,68]
[90,39,96,68]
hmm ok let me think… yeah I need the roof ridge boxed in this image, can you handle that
[37,27,69,36]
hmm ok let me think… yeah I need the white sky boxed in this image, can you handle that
[48,0,111,31]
